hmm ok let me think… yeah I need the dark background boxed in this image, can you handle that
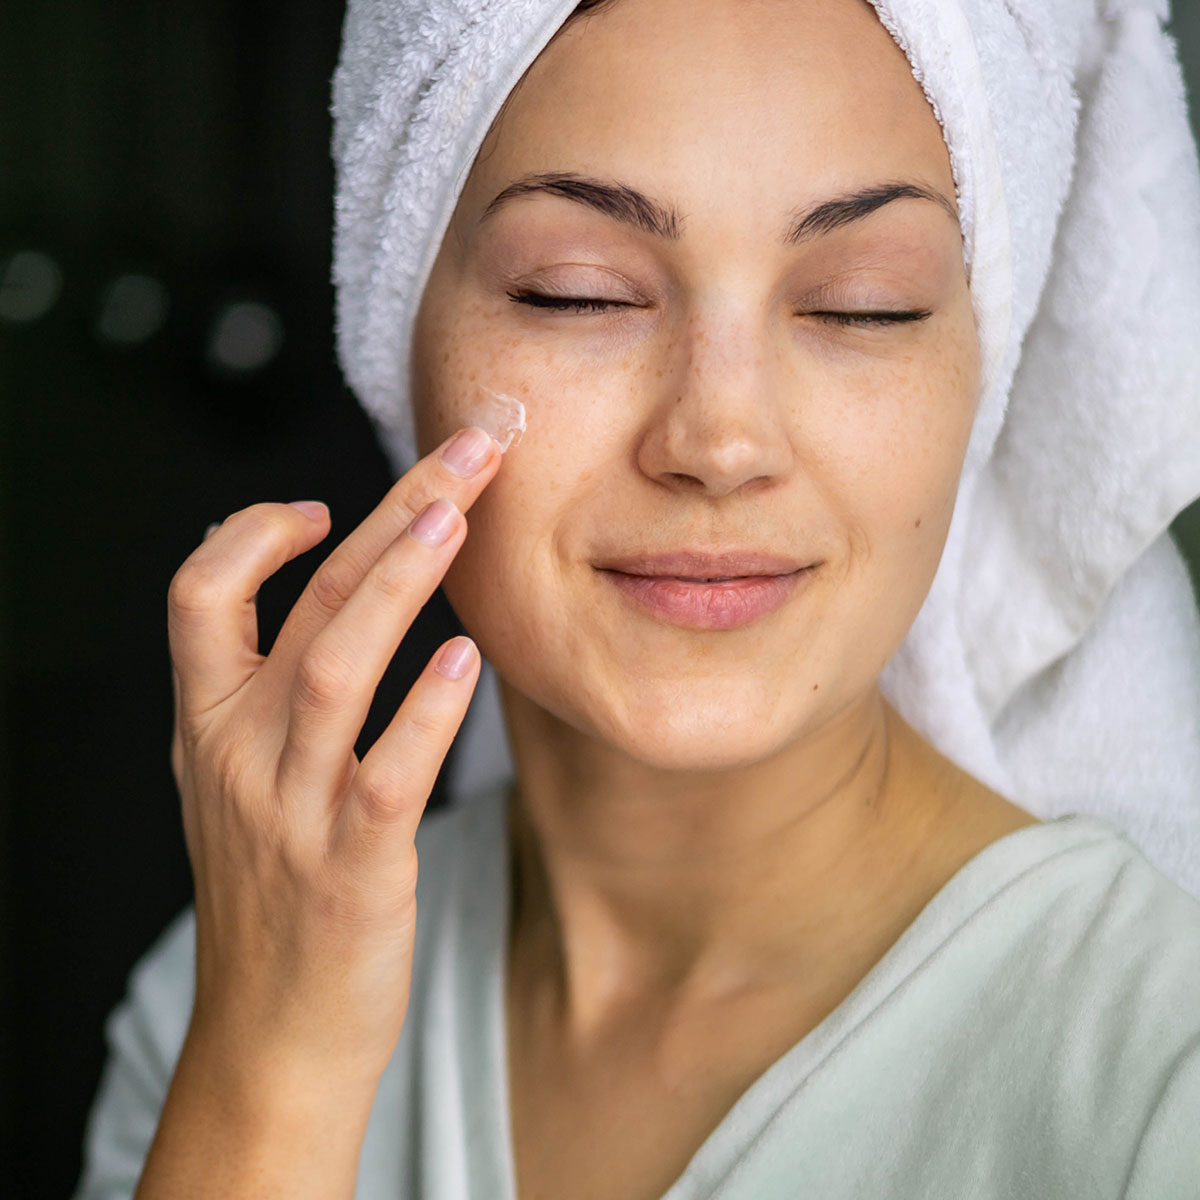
[2,3,1199,1196]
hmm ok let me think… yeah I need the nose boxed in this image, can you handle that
[636,313,793,497]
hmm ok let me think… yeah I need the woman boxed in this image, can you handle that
[78,0,1200,1196]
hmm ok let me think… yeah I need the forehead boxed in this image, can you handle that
[463,0,955,224]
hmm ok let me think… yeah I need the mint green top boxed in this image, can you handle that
[77,786,1200,1198]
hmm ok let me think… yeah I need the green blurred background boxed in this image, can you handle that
[1,3,1199,1195]
[1173,0,1200,589]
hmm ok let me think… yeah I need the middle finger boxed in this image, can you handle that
[274,496,468,806]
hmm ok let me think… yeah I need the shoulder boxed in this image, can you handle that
[106,905,197,1064]
[963,815,1200,1167]
[834,814,1200,1193]
[1122,1035,1200,1199]
[978,813,1200,1030]
[75,906,196,1197]
[89,789,503,1058]
[92,793,488,1063]
[1045,815,1200,985]
[76,790,506,1197]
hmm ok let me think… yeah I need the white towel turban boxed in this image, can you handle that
[331,0,1200,898]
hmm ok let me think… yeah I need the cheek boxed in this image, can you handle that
[810,337,978,564]
[412,308,537,453]
[418,318,643,639]
[414,291,640,460]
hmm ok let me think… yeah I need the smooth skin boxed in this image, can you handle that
[145,0,1037,1198]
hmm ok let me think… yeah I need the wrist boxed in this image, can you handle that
[176,1018,382,1140]
[135,1026,383,1200]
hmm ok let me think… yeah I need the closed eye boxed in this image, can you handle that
[810,310,932,327]
[507,290,932,327]
[507,289,627,313]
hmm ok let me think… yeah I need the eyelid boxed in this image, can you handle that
[508,263,649,303]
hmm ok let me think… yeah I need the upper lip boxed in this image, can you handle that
[596,551,814,578]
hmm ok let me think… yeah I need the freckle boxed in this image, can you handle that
[441,352,450,364]
[914,517,922,528]
[812,683,819,691]
[675,395,682,405]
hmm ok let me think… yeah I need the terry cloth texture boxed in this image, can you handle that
[330,0,1200,898]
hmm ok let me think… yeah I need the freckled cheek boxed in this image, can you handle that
[414,326,536,450]
[424,349,654,503]
[422,336,642,595]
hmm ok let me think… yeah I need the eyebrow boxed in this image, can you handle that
[785,182,959,244]
[479,172,959,243]
[482,172,682,239]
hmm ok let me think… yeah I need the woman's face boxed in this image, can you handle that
[412,0,979,771]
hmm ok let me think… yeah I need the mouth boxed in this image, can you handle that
[595,551,818,631]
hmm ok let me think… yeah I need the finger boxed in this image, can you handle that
[331,637,480,860]
[167,501,331,719]
[265,427,500,677]
[169,660,184,785]
[275,497,467,806]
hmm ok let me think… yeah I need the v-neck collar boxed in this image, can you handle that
[453,785,1123,1200]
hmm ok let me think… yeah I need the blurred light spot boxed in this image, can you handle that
[96,273,169,345]
[207,301,284,373]
[0,250,63,324]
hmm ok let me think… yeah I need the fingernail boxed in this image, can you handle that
[203,522,221,541]
[435,637,477,681]
[288,500,328,522]
[441,427,494,478]
[408,498,459,547]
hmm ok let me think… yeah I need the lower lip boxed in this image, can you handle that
[602,570,810,631]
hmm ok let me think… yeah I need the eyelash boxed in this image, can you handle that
[505,289,932,326]
[508,290,618,314]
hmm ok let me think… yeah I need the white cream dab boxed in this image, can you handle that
[472,385,527,451]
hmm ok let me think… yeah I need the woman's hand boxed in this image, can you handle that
[137,426,500,1198]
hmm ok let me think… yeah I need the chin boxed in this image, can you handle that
[582,686,811,775]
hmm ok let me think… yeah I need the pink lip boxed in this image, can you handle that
[596,551,816,631]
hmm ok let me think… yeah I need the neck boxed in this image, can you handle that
[501,686,965,1032]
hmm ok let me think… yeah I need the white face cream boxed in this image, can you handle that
[470,386,527,452]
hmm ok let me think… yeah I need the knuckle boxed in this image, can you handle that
[167,560,225,618]
[404,704,449,753]
[353,764,414,823]
[293,645,357,711]
[209,728,274,820]
[307,557,359,617]
[369,551,417,603]
[237,504,296,544]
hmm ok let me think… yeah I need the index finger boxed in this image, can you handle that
[265,426,502,674]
